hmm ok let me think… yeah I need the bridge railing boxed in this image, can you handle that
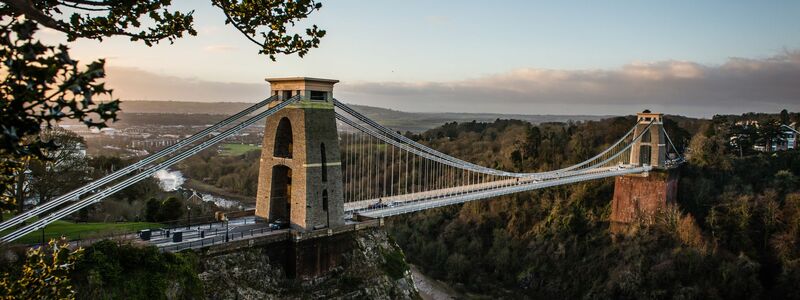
[158,225,277,252]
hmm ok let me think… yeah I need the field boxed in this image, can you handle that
[220,143,261,156]
[0,216,162,245]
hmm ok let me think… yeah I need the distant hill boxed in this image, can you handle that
[118,100,613,132]
[120,101,254,115]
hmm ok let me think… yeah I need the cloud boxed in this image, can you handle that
[100,51,800,117]
[336,51,800,117]
[104,66,267,102]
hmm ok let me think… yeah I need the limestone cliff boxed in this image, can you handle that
[197,228,419,299]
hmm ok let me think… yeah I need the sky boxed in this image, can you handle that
[39,1,800,117]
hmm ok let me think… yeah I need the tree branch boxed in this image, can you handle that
[2,0,68,32]
[61,0,111,6]
[57,0,111,11]
[214,1,264,48]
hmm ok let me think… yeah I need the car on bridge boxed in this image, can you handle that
[368,202,388,209]
[269,219,289,230]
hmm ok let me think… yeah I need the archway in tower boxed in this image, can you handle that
[639,145,652,166]
[639,129,652,165]
[274,117,293,158]
[269,165,292,221]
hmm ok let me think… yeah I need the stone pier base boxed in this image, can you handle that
[610,169,679,233]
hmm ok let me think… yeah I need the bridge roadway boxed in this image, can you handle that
[144,217,278,252]
[350,165,653,218]
[149,217,371,252]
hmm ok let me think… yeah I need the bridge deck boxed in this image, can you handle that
[153,217,384,253]
[353,166,652,218]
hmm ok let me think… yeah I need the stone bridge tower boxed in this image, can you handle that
[629,111,667,168]
[255,77,345,231]
[611,111,678,232]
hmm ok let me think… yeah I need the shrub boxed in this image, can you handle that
[381,249,409,280]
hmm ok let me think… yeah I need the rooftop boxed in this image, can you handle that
[264,77,339,84]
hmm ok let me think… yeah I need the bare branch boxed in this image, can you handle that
[2,0,69,32]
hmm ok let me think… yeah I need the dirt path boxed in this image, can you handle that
[410,265,461,300]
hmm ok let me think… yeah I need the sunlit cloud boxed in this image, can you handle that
[622,61,705,80]
[336,51,800,117]
[101,51,800,117]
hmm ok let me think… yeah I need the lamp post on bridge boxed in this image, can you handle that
[224,215,229,243]
[186,206,191,228]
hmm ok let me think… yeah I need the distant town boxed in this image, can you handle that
[54,101,614,158]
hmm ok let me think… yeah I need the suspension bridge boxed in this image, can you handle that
[0,77,682,246]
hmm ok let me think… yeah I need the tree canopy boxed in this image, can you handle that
[1,0,326,60]
[1,4,326,297]
[1,0,327,212]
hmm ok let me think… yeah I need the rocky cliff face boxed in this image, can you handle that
[197,228,419,299]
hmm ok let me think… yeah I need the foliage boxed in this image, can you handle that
[381,248,409,280]
[714,110,797,156]
[211,0,326,60]
[76,155,164,221]
[0,19,119,211]
[27,128,89,208]
[0,1,326,293]
[0,158,27,215]
[387,114,800,298]
[159,196,183,222]
[70,240,202,299]
[178,148,262,197]
[144,197,184,223]
[0,238,83,299]
[0,19,119,159]
[145,198,160,222]
[1,0,325,60]
[1,0,326,211]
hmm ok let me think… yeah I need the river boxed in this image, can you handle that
[410,265,461,300]
[152,169,241,209]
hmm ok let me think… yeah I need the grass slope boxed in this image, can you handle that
[220,143,261,156]
[0,217,161,245]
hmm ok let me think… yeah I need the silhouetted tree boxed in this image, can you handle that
[144,198,160,222]
[157,197,183,223]
[1,0,325,60]
[27,128,89,211]
[781,109,790,125]
[1,0,327,212]
[0,20,118,212]
[759,120,784,150]
[0,2,328,297]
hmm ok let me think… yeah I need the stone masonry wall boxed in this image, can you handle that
[611,170,678,227]
[302,107,345,229]
[255,104,345,230]
[255,107,308,227]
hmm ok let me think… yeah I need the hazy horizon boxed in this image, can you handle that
[118,100,617,117]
